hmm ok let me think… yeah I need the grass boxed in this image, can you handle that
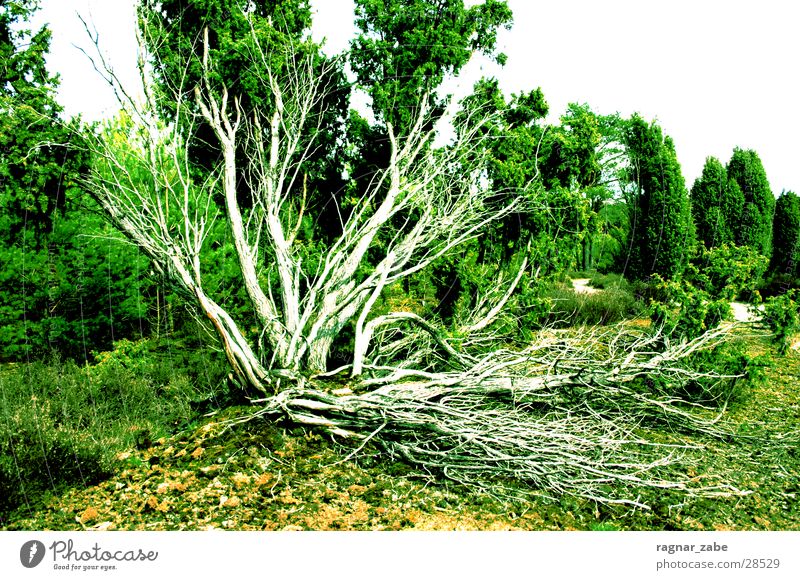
[587,272,629,290]
[542,279,644,327]
[2,329,799,531]
[0,338,232,523]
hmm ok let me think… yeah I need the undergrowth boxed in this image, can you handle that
[0,339,231,520]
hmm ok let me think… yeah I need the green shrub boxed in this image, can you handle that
[630,340,764,409]
[0,339,230,520]
[762,291,799,354]
[0,397,111,516]
[647,276,732,341]
[678,341,762,405]
[686,244,768,301]
[0,215,158,363]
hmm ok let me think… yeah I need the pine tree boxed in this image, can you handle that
[622,115,692,280]
[0,0,83,241]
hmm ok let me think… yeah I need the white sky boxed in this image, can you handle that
[31,0,800,195]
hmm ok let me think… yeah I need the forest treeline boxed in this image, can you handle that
[2,0,798,365]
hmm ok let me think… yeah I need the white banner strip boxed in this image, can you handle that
[1,531,798,579]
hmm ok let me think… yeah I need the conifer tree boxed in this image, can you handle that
[726,148,775,257]
[0,0,149,360]
[690,156,743,248]
[0,0,82,241]
[622,115,692,279]
[770,190,800,277]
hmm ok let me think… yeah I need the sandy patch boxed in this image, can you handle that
[571,279,599,295]
[730,302,763,323]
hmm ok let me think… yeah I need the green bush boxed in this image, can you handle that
[647,276,732,341]
[0,339,231,520]
[686,244,768,301]
[630,340,763,409]
[0,214,157,362]
[761,291,799,354]
[676,341,762,405]
[0,396,111,516]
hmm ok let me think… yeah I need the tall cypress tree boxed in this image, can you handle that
[726,148,775,257]
[770,190,800,277]
[690,156,743,248]
[622,115,692,280]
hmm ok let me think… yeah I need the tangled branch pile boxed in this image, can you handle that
[250,323,748,507]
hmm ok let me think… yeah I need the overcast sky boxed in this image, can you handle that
[32,0,800,195]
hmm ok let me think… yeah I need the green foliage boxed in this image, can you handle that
[726,148,775,258]
[0,2,156,362]
[0,211,155,361]
[140,0,314,115]
[761,290,799,354]
[540,282,642,328]
[350,0,512,134]
[770,190,800,277]
[0,0,87,240]
[0,394,111,517]
[637,340,759,407]
[647,276,732,341]
[540,102,603,191]
[538,104,626,273]
[686,244,768,301]
[622,115,693,280]
[0,339,231,517]
[690,156,743,248]
[458,82,614,277]
[594,201,629,272]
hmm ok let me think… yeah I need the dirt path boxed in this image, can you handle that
[730,302,760,323]
[571,279,599,295]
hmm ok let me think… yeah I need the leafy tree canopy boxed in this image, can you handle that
[350,0,512,135]
[140,0,315,111]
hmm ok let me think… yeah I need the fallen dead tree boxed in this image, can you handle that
[82,19,752,507]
